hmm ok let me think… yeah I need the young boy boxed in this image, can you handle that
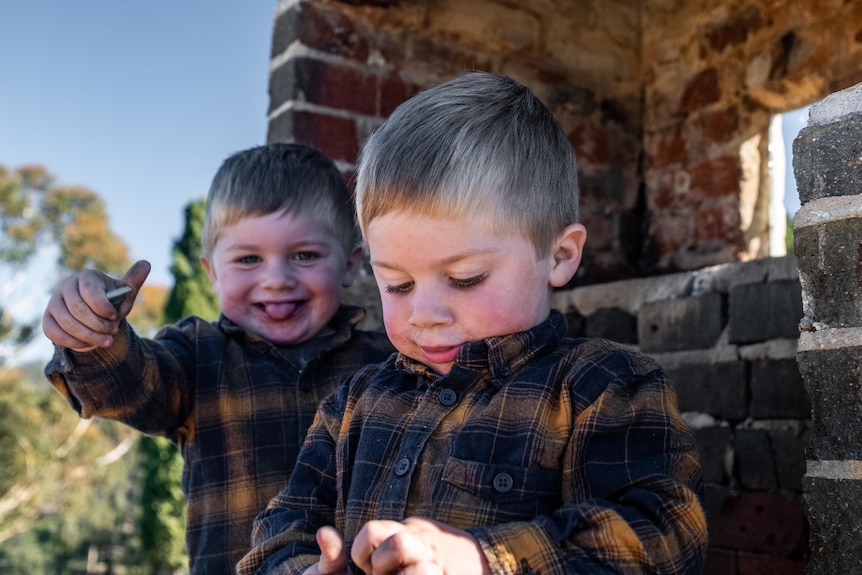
[237,73,707,575]
[41,143,394,574]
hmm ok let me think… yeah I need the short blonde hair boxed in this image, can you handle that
[202,143,357,258]
[356,72,579,257]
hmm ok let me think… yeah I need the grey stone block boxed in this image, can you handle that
[693,426,732,484]
[795,217,862,329]
[638,292,725,352]
[667,361,748,420]
[803,474,862,575]
[728,281,803,344]
[736,429,777,490]
[750,359,811,419]
[797,345,862,460]
[792,114,862,204]
[585,307,637,344]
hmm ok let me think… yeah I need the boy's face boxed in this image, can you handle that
[201,211,362,346]
[366,210,585,375]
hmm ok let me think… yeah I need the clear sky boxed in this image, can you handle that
[0,2,279,287]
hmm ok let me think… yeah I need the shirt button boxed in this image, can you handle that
[438,388,457,406]
[493,472,514,493]
[395,458,411,476]
[499,365,511,377]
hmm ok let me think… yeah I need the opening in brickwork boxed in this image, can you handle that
[772,105,810,255]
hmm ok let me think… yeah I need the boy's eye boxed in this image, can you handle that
[385,281,413,295]
[294,251,319,262]
[450,273,487,289]
[237,255,262,265]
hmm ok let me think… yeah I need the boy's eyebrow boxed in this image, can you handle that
[370,247,500,270]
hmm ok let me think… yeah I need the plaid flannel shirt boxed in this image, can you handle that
[239,311,707,575]
[45,305,394,575]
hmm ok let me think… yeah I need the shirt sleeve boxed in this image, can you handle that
[237,383,347,575]
[469,366,707,575]
[44,318,196,437]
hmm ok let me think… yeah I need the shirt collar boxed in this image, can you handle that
[395,310,568,383]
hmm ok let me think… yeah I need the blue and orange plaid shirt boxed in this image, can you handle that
[239,311,707,574]
[45,306,394,575]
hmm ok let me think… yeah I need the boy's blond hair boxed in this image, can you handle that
[202,143,357,258]
[355,72,580,257]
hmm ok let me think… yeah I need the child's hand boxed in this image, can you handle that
[301,526,350,575]
[42,260,151,352]
[351,517,491,575]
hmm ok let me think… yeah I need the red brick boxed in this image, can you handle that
[737,553,805,575]
[694,203,741,247]
[704,548,737,575]
[679,68,721,114]
[648,130,687,169]
[705,487,808,557]
[295,3,370,61]
[702,107,740,144]
[294,57,378,115]
[571,123,611,168]
[689,156,742,202]
[649,211,695,255]
[706,6,764,53]
[292,111,359,163]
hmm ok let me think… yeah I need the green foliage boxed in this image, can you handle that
[138,197,219,574]
[138,436,187,574]
[164,198,218,323]
[786,212,795,254]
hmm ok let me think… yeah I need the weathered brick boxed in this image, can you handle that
[638,293,725,352]
[693,426,732,484]
[702,107,740,143]
[688,157,743,203]
[750,359,811,419]
[736,553,805,575]
[705,486,807,556]
[728,281,803,343]
[667,362,747,420]
[272,1,370,61]
[797,345,862,460]
[803,474,862,575]
[268,110,359,164]
[735,429,777,490]
[704,548,737,575]
[584,307,637,344]
[792,115,862,204]
[794,216,862,328]
[679,68,721,114]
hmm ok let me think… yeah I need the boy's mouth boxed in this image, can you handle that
[419,344,462,365]
[260,301,303,321]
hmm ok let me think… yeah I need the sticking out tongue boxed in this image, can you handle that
[263,302,299,321]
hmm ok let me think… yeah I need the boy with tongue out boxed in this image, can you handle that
[238,74,706,575]
[41,143,394,575]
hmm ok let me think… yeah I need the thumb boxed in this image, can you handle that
[122,260,152,291]
[314,526,348,574]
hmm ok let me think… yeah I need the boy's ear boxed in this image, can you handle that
[342,245,364,288]
[200,255,218,287]
[549,223,587,288]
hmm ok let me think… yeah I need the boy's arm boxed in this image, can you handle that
[237,386,346,575]
[469,366,707,575]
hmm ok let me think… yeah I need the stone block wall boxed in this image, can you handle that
[552,255,809,574]
[792,83,862,575]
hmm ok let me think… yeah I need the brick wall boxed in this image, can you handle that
[266,1,862,572]
[268,0,862,283]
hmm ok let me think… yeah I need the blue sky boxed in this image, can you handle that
[1,2,278,286]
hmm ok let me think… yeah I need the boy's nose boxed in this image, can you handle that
[407,287,451,328]
[261,260,298,289]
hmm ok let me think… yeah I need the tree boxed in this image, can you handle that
[139,197,216,574]
[0,163,155,572]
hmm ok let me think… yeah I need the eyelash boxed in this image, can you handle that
[384,274,487,295]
